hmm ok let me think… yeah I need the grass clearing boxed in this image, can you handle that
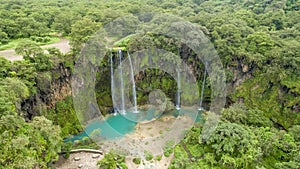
[0,36,61,51]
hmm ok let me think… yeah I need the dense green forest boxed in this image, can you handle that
[0,0,299,168]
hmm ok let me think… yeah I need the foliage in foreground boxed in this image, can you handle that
[0,44,63,168]
[97,150,127,169]
[0,115,62,168]
[169,104,300,169]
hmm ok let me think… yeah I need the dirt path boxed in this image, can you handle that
[42,38,70,53]
[0,49,22,61]
[0,38,70,61]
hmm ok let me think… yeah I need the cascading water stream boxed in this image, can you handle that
[176,69,181,110]
[110,50,117,116]
[119,50,126,115]
[198,63,207,111]
[127,51,138,113]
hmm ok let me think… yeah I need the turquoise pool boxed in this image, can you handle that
[65,108,201,142]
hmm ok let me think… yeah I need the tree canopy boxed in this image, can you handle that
[0,0,299,168]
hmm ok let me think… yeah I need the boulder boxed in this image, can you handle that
[74,157,80,161]
[242,64,249,73]
[92,154,100,158]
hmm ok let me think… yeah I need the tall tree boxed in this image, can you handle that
[15,40,43,58]
[0,115,62,168]
[69,17,100,54]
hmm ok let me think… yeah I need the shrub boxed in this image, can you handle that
[155,155,162,161]
[163,140,175,157]
[133,158,141,164]
[145,151,153,161]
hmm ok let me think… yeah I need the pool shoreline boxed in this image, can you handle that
[65,107,201,143]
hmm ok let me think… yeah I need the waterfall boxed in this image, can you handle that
[119,50,126,115]
[176,48,181,110]
[127,51,138,113]
[110,50,117,116]
[176,69,181,110]
[198,63,207,111]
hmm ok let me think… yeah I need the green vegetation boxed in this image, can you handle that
[0,115,62,169]
[44,96,82,138]
[0,0,299,168]
[145,151,154,161]
[0,36,60,50]
[155,155,162,161]
[133,157,141,164]
[164,140,175,157]
[170,104,300,169]
[97,150,127,169]
[0,48,63,168]
[0,56,63,168]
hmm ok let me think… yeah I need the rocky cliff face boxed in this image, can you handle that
[21,63,72,120]
[46,64,72,107]
[19,44,255,120]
